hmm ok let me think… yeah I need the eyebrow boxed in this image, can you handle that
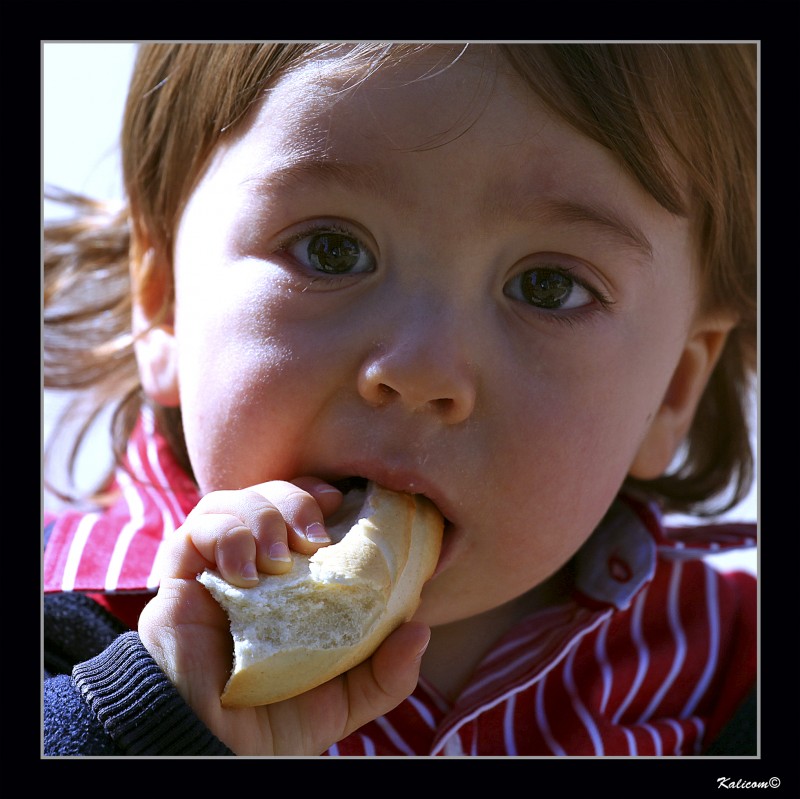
[252,158,412,207]
[483,185,655,264]
[252,157,654,262]
[523,197,655,263]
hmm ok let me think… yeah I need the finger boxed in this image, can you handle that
[189,486,307,569]
[183,482,336,580]
[291,477,343,518]
[182,496,295,581]
[168,512,261,586]
[243,481,334,556]
[339,622,431,739]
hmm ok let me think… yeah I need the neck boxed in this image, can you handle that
[420,567,573,703]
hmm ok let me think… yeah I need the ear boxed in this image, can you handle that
[629,319,734,480]
[131,244,180,408]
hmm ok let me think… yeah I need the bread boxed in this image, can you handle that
[197,482,444,707]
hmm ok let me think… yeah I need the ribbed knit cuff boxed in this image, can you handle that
[73,631,233,756]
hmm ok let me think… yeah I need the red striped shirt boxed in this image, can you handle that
[328,557,755,755]
[43,408,757,755]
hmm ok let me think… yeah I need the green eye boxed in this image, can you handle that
[287,229,375,275]
[504,264,612,314]
[306,232,362,273]
[518,269,573,309]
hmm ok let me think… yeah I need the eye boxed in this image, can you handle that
[505,267,595,310]
[285,228,376,275]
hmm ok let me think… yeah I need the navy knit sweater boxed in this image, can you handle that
[43,592,232,756]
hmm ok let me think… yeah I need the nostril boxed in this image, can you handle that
[376,383,399,403]
[374,386,463,419]
[358,359,475,422]
[432,397,453,413]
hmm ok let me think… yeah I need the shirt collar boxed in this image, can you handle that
[572,498,657,610]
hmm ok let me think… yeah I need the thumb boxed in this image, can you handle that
[341,622,431,738]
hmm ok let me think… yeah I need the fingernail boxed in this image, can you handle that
[242,561,259,580]
[269,541,291,562]
[315,484,342,495]
[305,522,331,544]
[415,632,432,662]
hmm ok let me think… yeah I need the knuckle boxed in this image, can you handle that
[251,503,289,535]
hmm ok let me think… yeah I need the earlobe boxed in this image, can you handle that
[131,246,180,408]
[629,324,732,480]
[134,322,180,407]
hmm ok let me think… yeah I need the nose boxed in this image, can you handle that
[357,314,477,424]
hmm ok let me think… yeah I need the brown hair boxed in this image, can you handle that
[44,42,757,516]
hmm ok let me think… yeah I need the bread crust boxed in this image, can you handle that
[198,483,444,707]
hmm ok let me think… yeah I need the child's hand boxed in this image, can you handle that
[137,479,430,755]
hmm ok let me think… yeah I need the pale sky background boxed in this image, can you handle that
[42,42,758,573]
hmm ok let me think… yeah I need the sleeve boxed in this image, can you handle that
[44,631,234,756]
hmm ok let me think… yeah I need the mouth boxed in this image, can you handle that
[332,474,452,525]
[331,475,370,494]
[330,474,456,576]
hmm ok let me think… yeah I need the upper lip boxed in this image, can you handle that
[323,460,457,525]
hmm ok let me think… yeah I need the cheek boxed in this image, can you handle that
[175,261,299,392]
[500,353,653,459]
[175,305,304,492]
[489,341,670,515]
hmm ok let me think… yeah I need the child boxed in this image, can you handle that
[43,42,757,757]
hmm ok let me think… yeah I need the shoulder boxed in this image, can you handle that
[623,502,757,654]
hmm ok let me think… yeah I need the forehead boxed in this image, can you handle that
[249,49,508,157]
[195,47,691,277]
[230,49,622,193]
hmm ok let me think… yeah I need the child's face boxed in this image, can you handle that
[152,50,712,626]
